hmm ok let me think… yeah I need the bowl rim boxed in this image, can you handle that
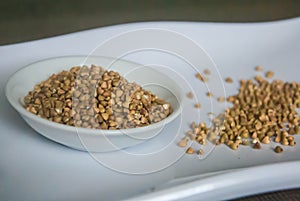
[5,55,183,136]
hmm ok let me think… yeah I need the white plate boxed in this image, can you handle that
[5,56,183,152]
[0,18,300,201]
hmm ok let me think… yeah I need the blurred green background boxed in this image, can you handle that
[1,0,299,45]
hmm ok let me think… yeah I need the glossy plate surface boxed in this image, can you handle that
[0,18,300,201]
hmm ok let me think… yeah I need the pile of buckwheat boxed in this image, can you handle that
[24,65,172,130]
[181,66,300,154]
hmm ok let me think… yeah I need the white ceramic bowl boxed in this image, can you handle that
[5,56,183,152]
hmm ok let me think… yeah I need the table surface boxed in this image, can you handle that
[1,0,300,45]
[1,1,300,200]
